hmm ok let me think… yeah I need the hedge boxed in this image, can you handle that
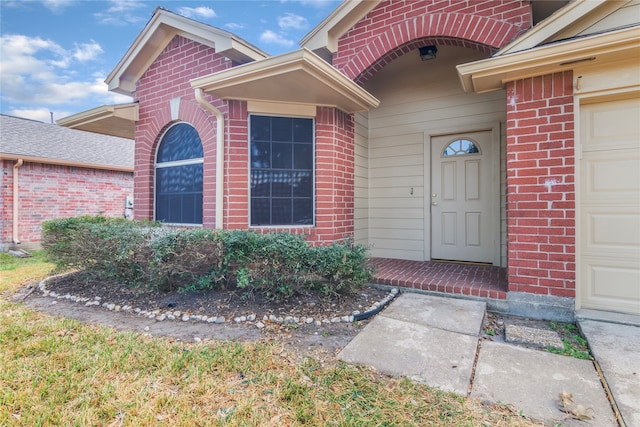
[42,217,374,299]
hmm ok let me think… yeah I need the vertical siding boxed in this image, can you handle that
[363,46,506,262]
[354,111,369,244]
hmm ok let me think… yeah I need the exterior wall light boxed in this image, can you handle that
[419,45,438,60]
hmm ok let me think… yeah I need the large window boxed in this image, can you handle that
[155,123,203,224]
[250,115,314,226]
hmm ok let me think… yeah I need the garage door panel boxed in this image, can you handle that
[582,211,640,252]
[582,98,640,152]
[580,97,640,315]
[583,152,640,198]
[582,259,640,313]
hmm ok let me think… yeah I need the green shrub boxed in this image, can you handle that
[150,228,227,292]
[310,239,373,296]
[42,216,374,298]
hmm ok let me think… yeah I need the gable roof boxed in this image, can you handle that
[0,115,134,172]
[457,1,640,93]
[106,8,269,96]
[190,48,380,114]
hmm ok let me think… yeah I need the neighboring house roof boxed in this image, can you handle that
[106,7,269,96]
[56,103,138,140]
[0,115,134,172]
[457,0,640,94]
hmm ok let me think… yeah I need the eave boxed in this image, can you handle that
[0,153,133,173]
[457,25,640,94]
[190,48,380,113]
[106,8,269,97]
[57,103,138,139]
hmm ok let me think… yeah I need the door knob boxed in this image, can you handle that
[431,201,438,206]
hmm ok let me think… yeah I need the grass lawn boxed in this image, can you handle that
[0,252,541,426]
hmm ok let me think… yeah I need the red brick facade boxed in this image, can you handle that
[1,160,132,248]
[506,72,576,297]
[130,1,581,299]
[133,36,355,244]
[134,36,230,228]
[333,0,531,83]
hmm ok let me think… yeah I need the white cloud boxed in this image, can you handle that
[0,34,128,115]
[73,40,104,62]
[9,107,73,124]
[94,0,146,25]
[278,13,308,30]
[224,22,244,30]
[259,30,294,47]
[177,6,216,19]
[41,0,75,13]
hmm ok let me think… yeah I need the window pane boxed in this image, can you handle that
[251,170,271,197]
[157,123,204,163]
[293,199,313,224]
[251,115,271,141]
[293,119,313,142]
[292,171,312,197]
[443,139,480,156]
[251,142,270,168]
[272,199,292,224]
[271,171,293,197]
[251,198,270,225]
[272,142,292,169]
[294,143,313,169]
[272,117,293,142]
[156,163,202,224]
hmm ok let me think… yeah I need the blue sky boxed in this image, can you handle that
[0,0,341,123]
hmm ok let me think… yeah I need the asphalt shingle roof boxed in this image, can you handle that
[0,114,134,169]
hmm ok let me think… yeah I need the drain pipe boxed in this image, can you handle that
[12,159,24,244]
[194,88,224,229]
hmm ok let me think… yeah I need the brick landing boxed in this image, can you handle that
[370,258,507,300]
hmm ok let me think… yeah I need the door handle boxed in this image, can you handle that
[431,201,438,206]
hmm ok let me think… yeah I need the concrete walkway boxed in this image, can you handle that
[338,293,638,426]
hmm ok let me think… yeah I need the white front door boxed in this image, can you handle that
[579,97,640,314]
[431,131,496,263]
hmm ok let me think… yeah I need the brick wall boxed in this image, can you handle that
[333,0,531,83]
[134,35,230,227]
[1,160,133,247]
[134,36,356,245]
[506,71,576,297]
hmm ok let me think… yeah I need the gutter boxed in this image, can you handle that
[194,88,224,229]
[12,159,24,244]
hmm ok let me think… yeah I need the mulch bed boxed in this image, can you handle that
[43,271,390,323]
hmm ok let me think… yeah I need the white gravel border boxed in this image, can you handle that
[37,273,399,329]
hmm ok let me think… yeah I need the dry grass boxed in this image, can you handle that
[0,253,544,426]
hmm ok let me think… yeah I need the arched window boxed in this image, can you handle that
[155,123,203,224]
[442,138,480,156]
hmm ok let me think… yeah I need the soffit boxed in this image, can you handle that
[57,103,138,139]
[106,8,269,97]
[190,49,380,113]
[457,25,640,93]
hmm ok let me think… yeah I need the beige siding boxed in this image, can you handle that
[354,111,369,245]
[577,0,640,37]
[363,45,507,263]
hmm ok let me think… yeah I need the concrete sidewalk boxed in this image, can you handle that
[338,293,637,426]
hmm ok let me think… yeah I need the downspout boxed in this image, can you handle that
[194,88,224,229]
[12,159,24,244]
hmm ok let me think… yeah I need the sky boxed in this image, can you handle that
[0,0,342,123]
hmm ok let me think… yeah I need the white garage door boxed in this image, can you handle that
[580,97,640,315]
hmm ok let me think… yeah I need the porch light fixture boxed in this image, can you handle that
[419,45,438,61]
